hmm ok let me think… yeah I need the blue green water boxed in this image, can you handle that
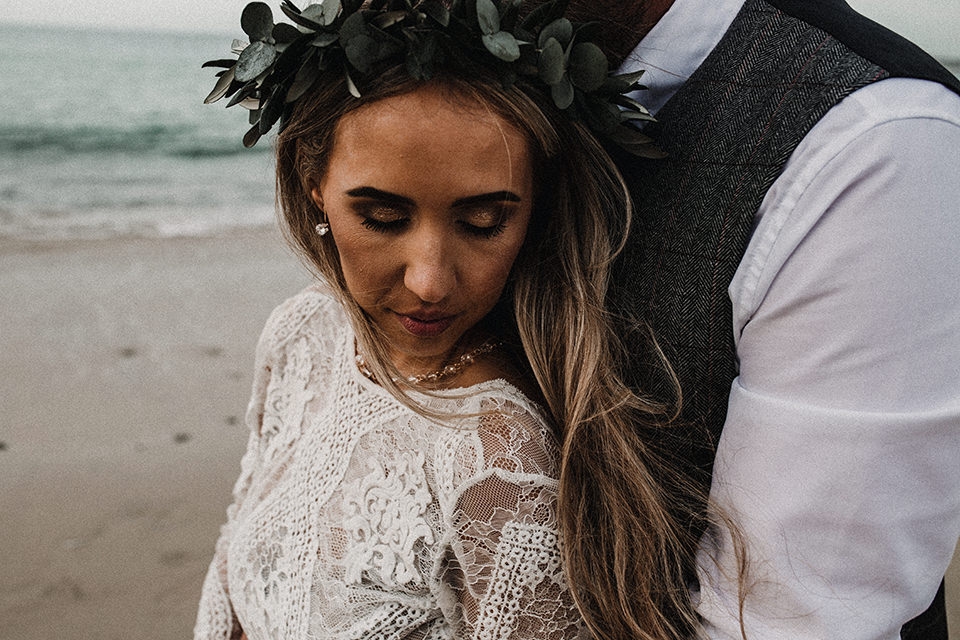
[0,23,277,239]
[0,22,957,240]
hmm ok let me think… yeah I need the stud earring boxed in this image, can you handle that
[315,211,329,237]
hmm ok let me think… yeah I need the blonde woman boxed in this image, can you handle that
[196,1,709,638]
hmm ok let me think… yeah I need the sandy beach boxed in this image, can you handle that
[0,230,957,639]
[0,229,311,638]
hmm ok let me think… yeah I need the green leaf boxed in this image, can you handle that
[538,37,565,85]
[286,60,320,102]
[618,128,655,145]
[241,2,274,40]
[601,69,645,94]
[537,17,571,48]
[620,110,657,123]
[201,58,237,69]
[482,30,520,61]
[235,40,277,82]
[520,0,564,32]
[372,35,404,63]
[551,74,574,109]
[607,126,666,158]
[476,0,500,35]
[582,100,622,133]
[204,67,236,104]
[420,0,450,26]
[611,94,652,116]
[344,68,361,98]
[226,80,260,107]
[344,33,378,72]
[270,35,311,78]
[339,10,368,42]
[406,31,438,79]
[568,41,606,91]
[499,0,521,31]
[371,10,407,29]
[280,2,323,29]
[259,87,286,132]
[301,0,340,27]
[272,22,302,43]
[243,123,263,147]
[311,32,340,46]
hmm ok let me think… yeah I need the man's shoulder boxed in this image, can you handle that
[764,0,960,95]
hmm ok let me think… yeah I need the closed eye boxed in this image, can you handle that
[360,216,409,233]
[456,206,510,238]
[453,192,521,240]
[458,219,507,238]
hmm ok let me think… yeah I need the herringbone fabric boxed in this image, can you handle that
[613,0,887,474]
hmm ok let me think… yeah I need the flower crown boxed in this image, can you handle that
[203,0,662,156]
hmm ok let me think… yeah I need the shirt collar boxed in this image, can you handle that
[620,0,746,115]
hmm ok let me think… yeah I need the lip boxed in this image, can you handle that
[394,311,456,337]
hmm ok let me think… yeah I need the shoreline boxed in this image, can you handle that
[0,231,956,638]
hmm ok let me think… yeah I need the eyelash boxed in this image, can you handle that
[359,217,405,234]
[359,216,507,239]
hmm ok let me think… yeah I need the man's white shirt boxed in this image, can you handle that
[621,0,960,637]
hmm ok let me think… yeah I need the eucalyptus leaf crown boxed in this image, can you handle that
[203,0,662,155]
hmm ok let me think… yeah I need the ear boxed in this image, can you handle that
[309,187,324,210]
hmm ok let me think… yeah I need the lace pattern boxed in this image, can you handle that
[194,285,584,639]
[341,452,435,586]
[475,522,564,639]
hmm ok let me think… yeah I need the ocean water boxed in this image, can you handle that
[0,23,958,241]
[0,23,277,240]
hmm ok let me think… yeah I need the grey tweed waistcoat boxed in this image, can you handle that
[609,0,960,637]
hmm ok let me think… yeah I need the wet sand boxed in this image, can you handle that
[0,229,311,639]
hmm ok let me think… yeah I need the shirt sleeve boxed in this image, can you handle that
[695,78,960,639]
[439,400,583,639]
[193,298,289,640]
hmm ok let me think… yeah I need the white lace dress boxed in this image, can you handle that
[194,285,584,640]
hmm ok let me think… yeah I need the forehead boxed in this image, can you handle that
[327,85,532,184]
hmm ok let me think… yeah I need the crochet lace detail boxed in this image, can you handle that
[194,285,584,639]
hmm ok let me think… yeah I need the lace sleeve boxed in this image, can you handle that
[194,295,297,640]
[441,400,583,639]
[194,430,257,640]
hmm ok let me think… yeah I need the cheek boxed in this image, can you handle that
[331,236,387,304]
[469,246,524,308]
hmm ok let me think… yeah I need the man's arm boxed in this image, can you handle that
[695,78,960,639]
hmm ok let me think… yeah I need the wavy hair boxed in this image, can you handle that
[274,61,731,639]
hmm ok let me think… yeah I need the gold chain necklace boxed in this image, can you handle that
[355,340,501,385]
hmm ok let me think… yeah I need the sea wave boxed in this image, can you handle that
[0,123,264,158]
[0,203,277,241]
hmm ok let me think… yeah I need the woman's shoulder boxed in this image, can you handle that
[427,380,561,494]
[472,382,559,477]
[419,377,548,433]
[256,282,345,355]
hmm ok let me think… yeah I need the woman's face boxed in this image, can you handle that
[312,85,534,378]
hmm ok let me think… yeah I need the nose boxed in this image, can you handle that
[402,228,456,304]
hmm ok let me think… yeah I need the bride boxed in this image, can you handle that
[196,1,712,638]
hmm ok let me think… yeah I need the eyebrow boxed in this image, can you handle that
[345,186,522,207]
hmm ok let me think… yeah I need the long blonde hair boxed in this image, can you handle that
[275,63,714,639]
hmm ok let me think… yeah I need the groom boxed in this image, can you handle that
[579,0,960,637]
